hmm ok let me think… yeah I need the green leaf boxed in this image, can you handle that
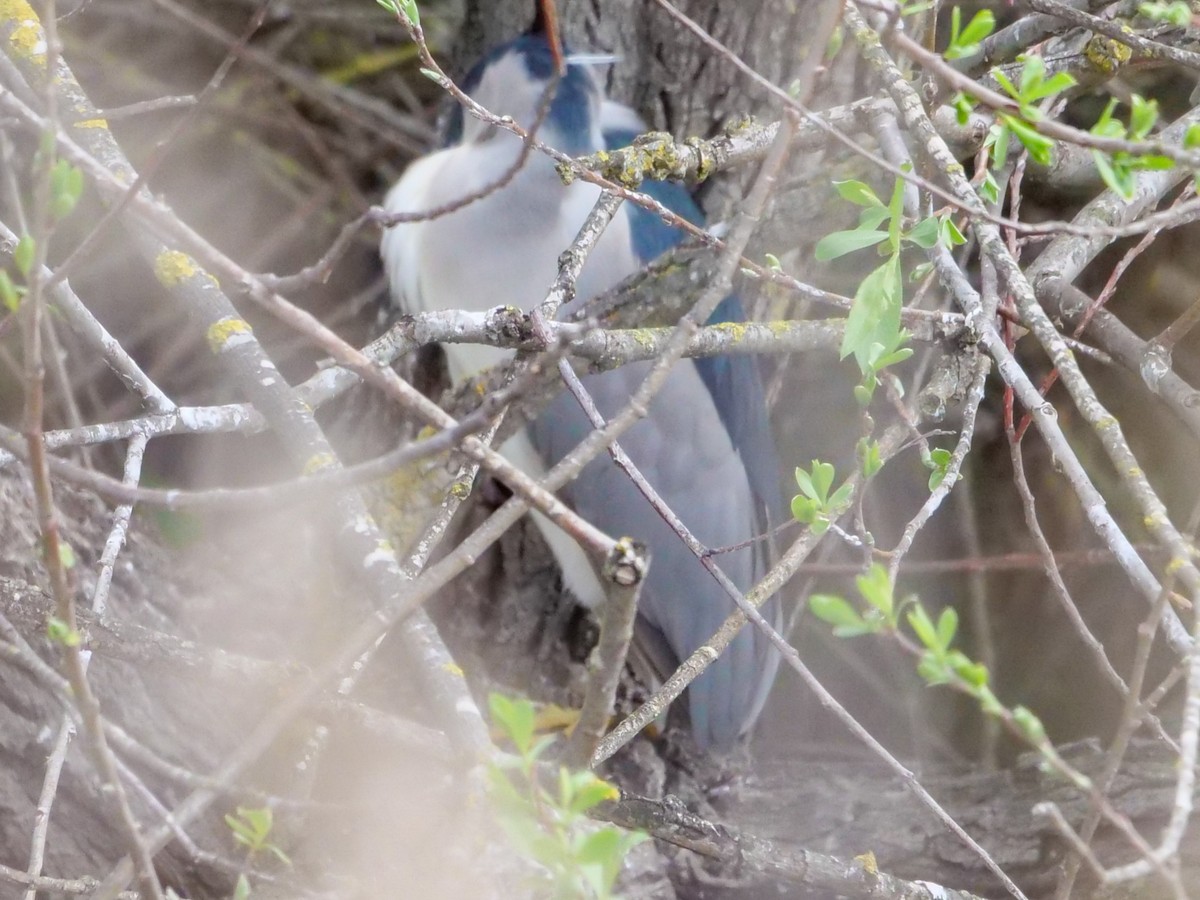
[58,541,77,570]
[940,217,966,246]
[978,171,1000,204]
[991,68,1019,102]
[809,593,870,636]
[858,205,892,230]
[1139,1,1193,26]
[46,615,81,647]
[790,494,817,524]
[841,255,903,368]
[567,776,619,815]
[950,653,990,688]
[945,8,995,60]
[953,92,975,126]
[1129,94,1158,139]
[1093,151,1133,201]
[1090,97,1124,140]
[386,0,420,26]
[233,874,252,900]
[858,438,883,478]
[1003,115,1055,165]
[907,604,940,651]
[825,25,844,61]
[575,827,623,867]
[828,482,854,512]
[403,0,421,26]
[794,466,817,500]
[927,447,952,491]
[1184,122,1200,150]
[1013,706,1047,744]
[49,160,84,220]
[876,346,913,370]
[814,227,889,261]
[268,844,292,866]
[834,179,884,207]
[917,651,951,685]
[13,234,35,278]
[764,252,783,272]
[909,261,934,282]
[1134,155,1174,171]
[489,693,535,755]
[0,271,22,312]
[957,9,995,46]
[988,122,1011,171]
[936,607,959,649]
[856,564,894,619]
[1028,70,1077,103]
[811,460,835,502]
[906,216,940,249]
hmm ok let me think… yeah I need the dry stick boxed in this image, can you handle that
[0,861,137,899]
[297,415,504,843]
[566,0,843,760]
[1010,426,1174,746]
[525,190,649,770]
[21,719,71,900]
[891,29,1200,171]
[294,133,628,813]
[1,584,453,804]
[794,548,1172,575]
[42,317,93,469]
[0,316,851,471]
[924,248,1183,883]
[85,301,737,898]
[1015,185,1191,443]
[563,542,643,770]
[846,2,1196,651]
[570,100,797,751]
[1053,503,1200,897]
[638,0,1200,250]
[593,75,1029,900]
[1025,0,1200,71]
[601,794,991,900]
[21,433,150,899]
[0,90,619,563]
[886,351,990,577]
[1152,290,1200,356]
[1,19,492,898]
[862,9,1200,876]
[0,218,173,412]
[0,316,599,508]
[95,94,198,120]
[10,3,163,892]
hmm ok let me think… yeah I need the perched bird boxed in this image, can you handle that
[380,21,783,751]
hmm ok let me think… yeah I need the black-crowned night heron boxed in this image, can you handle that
[380,16,783,751]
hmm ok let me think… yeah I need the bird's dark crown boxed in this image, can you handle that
[443,28,601,154]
